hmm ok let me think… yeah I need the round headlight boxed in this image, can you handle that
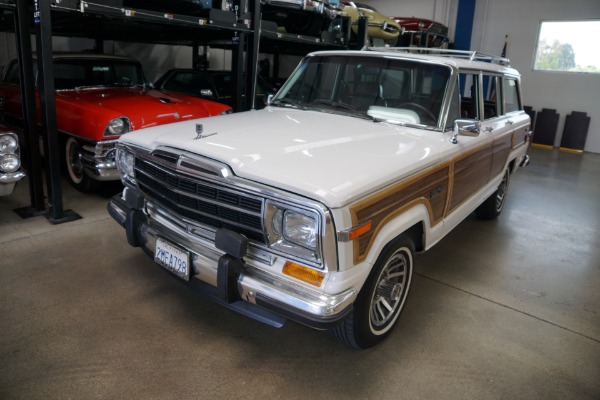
[116,148,135,180]
[0,134,18,154]
[106,118,126,136]
[0,154,20,173]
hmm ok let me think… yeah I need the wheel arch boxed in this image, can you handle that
[361,203,431,267]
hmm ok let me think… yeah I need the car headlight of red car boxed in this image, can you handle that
[104,117,131,137]
[0,133,21,173]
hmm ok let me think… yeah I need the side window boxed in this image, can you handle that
[482,74,500,119]
[458,72,480,120]
[3,62,20,85]
[503,78,521,114]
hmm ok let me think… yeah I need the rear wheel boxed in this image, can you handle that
[475,168,510,220]
[331,235,414,349]
[65,137,96,193]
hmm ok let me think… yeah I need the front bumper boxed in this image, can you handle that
[0,170,26,196]
[107,188,355,330]
[81,140,120,181]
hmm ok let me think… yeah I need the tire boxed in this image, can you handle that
[475,168,510,220]
[65,136,97,193]
[331,235,414,349]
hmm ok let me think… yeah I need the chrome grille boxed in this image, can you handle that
[135,157,265,243]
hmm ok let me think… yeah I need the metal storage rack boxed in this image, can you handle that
[0,0,349,223]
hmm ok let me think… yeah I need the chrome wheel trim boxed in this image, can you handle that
[369,248,411,331]
[495,170,509,212]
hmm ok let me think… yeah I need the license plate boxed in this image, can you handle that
[154,237,190,281]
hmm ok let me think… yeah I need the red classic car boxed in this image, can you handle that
[393,17,449,48]
[0,53,231,192]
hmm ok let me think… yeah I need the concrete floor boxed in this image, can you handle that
[1,147,599,400]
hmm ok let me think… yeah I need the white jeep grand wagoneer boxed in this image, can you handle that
[108,48,531,348]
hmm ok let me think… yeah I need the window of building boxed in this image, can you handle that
[533,20,600,74]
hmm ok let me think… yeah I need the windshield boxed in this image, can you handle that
[272,55,452,127]
[51,59,149,89]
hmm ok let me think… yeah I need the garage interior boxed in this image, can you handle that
[1,0,599,399]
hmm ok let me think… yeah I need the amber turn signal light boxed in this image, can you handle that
[282,261,325,287]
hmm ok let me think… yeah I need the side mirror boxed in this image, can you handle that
[200,89,214,98]
[267,94,274,105]
[450,118,481,144]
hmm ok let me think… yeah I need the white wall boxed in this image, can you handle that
[471,0,600,153]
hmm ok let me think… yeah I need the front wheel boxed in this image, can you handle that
[475,168,510,220]
[65,137,96,193]
[331,235,414,349]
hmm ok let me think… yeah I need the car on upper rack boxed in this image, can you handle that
[261,0,338,37]
[108,47,531,349]
[0,123,26,197]
[154,69,277,110]
[332,1,403,46]
[0,53,231,193]
[394,17,449,48]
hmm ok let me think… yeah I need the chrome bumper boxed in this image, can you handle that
[82,140,120,181]
[107,188,355,329]
[0,170,26,196]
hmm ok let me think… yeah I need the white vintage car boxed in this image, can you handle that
[108,48,531,348]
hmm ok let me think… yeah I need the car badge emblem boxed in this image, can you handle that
[174,112,180,120]
[194,123,217,140]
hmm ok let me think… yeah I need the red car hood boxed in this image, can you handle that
[56,87,228,132]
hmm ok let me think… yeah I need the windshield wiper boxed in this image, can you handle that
[310,99,358,111]
[270,98,305,109]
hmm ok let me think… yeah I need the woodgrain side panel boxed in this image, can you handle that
[490,134,512,179]
[351,164,450,264]
[448,144,493,212]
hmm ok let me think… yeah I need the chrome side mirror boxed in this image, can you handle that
[450,119,481,144]
[267,94,274,105]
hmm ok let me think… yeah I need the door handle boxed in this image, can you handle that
[484,126,494,132]
[505,120,514,126]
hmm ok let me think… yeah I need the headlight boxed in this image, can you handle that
[283,211,317,249]
[266,201,320,263]
[0,134,19,154]
[104,117,130,137]
[116,146,136,185]
[0,154,20,173]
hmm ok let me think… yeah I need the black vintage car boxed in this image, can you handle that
[155,69,276,110]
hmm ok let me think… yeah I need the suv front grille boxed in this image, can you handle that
[135,157,265,243]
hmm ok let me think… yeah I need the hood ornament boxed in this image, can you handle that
[194,123,217,140]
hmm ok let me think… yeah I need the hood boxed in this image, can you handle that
[57,87,227,130]
[121,107,448,208]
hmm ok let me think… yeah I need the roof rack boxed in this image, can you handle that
[365,47,511,66]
